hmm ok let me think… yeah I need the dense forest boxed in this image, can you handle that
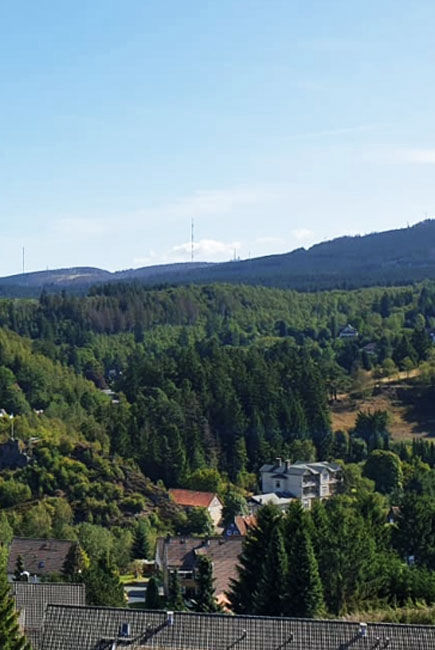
[0,279,435,620]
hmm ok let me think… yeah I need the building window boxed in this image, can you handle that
[275,480,281,489]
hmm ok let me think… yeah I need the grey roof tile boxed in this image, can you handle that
[40,605,435,650]
[12,582,85,649]
[8,538,74,576]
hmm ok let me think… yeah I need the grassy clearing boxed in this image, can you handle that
[330,378,435,441]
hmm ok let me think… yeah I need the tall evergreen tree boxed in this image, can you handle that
[286,527,325,618]
[13,556,25,583]
[132,519,152,560]
[227,504,281,613]
[83,557,125,607]
[0,549,32,650]
[62,543,85,582]
[254,524,288,616]
[167,570,185,611]
[145,576,161,610]
[194,556,220,613]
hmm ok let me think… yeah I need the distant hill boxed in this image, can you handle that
[0,262,212,296]
[2,220,435,296]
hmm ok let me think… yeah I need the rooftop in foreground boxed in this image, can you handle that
[40,605,435,650]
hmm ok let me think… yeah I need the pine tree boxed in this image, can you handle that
[194,555,220,613]
[286,527,325,618]
[83,557,125,607]
[227,504,281,613]
[167,570,185,611]
[132,519,152,560]
[62,543,85,582]
[145,576,161,610]
[0,549,32,650]
[13,556,25,583]
[254,524,287,616]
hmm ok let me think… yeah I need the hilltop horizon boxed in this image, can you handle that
[2,218,435,296]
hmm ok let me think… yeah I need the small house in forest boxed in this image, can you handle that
[259,459,342,509]
[339,324,359,339]
[169,489,223,528]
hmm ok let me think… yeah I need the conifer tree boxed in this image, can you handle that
[167,570,185,611]
[132,519,152,560]
[13,556,25,582]
[0,548,32,650]
[194,556,220,613]
[83,557,125,607]
[286,527,325,618]
[227,504,281,613]
[254,524,288,616]
[62,543,85,582]
[145,576,161,610]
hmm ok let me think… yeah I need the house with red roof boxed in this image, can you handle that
[225,514,257,537]
[169,489,223,528]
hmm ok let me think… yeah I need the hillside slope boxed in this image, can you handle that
[2,220,435,296]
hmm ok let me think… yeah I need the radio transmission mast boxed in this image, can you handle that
[190,217,194,263]
[22,247,25,275]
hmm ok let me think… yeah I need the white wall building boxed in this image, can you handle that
[259,459,342,509]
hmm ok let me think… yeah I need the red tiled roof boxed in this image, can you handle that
[7,538,74,576]
[169,489,221,508]
[234,514,257,536]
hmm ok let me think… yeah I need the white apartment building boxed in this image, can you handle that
[259,458,342,508]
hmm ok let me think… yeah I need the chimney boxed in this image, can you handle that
[284,459,291,471]
[275,457,282,468]
[359,623,367,638]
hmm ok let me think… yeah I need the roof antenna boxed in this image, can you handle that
[226,630,247,649]
[274,633,294,649]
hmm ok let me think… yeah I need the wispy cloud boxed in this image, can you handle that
[365,147,435,165]
[255,236,285,245]
[159,186,278,218]
[292,228,313,241]
[53,217,108,236]
[133,238,242,267]
[50,184,285,241]
[396,148,435,164]
[173,239,241,259]
[289,123,380,140]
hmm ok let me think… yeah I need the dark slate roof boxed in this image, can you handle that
[7,538,74,576]
[156,537,242,597]
[261,461,341,476]
[12,582,86,630]
[40,606,435,650]
[12,582,85,649]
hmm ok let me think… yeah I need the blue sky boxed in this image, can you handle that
[1,1,435,275]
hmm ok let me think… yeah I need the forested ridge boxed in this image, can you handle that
[3,219,435,295]
[0,280,435,620]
